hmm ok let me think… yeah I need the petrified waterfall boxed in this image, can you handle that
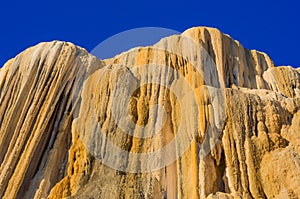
[0,27,299,199]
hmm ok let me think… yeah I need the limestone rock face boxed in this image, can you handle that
[0,27,299,199]
[0,41,103,199]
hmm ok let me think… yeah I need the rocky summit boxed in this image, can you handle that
[0,27,299,199]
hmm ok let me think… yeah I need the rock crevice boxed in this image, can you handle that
[0,27,299,199]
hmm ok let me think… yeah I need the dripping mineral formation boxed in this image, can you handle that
[0,27,299,199]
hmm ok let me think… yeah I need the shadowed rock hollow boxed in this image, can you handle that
[0,27,299,199]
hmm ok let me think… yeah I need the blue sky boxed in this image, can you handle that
[0,0,299,67]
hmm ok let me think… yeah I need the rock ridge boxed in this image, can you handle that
[0,27,299,199]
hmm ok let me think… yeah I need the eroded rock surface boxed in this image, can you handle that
[0,27,299,199]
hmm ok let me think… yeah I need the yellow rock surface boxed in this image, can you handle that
[0,27,299,199]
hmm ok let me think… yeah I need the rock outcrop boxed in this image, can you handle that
[0,27,299,199]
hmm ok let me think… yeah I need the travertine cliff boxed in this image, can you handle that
[0,27,299,199]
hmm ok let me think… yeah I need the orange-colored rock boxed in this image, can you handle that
[0,27,299,199]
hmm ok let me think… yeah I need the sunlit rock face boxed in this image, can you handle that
[0,27,299,199]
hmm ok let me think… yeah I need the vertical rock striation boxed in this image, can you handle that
[0,27,299,199]
[0,41,103,199]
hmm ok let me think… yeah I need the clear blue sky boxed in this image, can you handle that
[0,0,299,67]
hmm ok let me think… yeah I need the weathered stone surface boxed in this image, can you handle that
[0,27,299,199]
[0,41,103,199]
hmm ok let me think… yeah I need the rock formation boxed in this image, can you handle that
[0,27,299,199]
